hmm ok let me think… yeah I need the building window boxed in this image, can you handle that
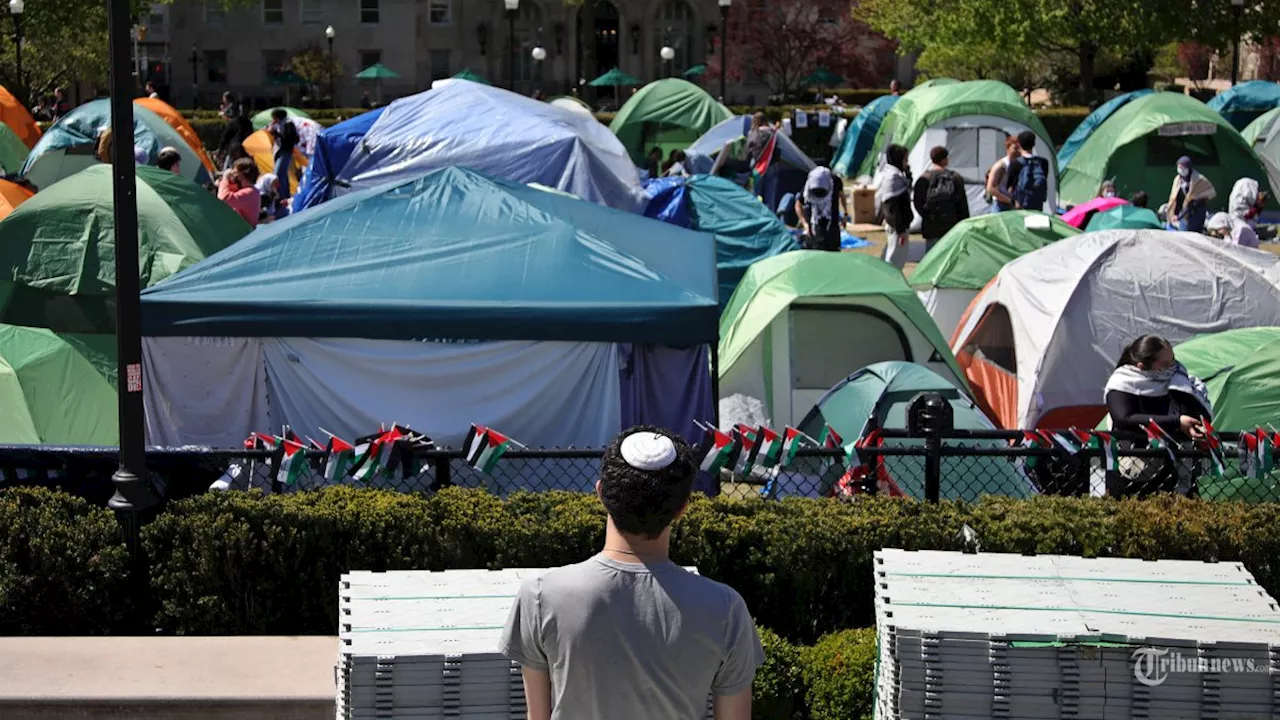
[263,49,289,83]
[301,0,322,24]
[205,50,228,83]
[262,0,284,25]
[653,0,696,75]
[360,0,379,24]
[512,2,543,86]
[205,3,225,28]
[430,49,451,80]
[429,0,451,25]
[147,8,166,30]
[358,50,382,71]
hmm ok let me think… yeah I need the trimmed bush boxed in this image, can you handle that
[0,487,132,635]
[754,627,809,720]
[1036,106,1091,148]
[802,628,878,720]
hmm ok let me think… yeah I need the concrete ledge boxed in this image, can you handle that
[0,636,336,720]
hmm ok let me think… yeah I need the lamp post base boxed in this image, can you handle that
[107,467,160,513]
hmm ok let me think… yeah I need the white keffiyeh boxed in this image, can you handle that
[1103,362,1212,418]
[804,166,835,227]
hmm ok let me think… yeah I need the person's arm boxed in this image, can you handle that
[913,175,928,216]
[795,197,808,232]
[520,667,553,720]
[987,163,1010,204]
[712,591,765,720]
[1106,390,1181,435]
[714,687,752,720]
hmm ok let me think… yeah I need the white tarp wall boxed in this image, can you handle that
[918,287,981,342]
[144,336,622,456]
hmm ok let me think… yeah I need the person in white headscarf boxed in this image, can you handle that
[1205,211,1259,248]
[794,166,844,251]
[874,144,912,269]
[1228,177,1267,227]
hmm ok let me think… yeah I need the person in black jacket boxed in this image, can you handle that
[1103,334,1213,496]
[912,146,968,255]
[875,144,913,269]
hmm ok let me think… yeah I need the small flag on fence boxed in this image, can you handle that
[351,431,386,483]
[1048,430,1082,455]
[323,436,357,483]
[1254,428,1274,476]
[463,424,523,474]
[1144,420,1178,463]
[1239,430,1262,479]
[1199,418,1227,478]
[816,424,845,468]
[1085,430,1118,472]
[696,426,739,475]
[754,427,784,470]
[781,426,815,468]
[732,426,759,477]
[1021,430,1053,470]
[276,438,308,486]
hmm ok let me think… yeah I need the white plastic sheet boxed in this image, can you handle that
[143,336,271,447]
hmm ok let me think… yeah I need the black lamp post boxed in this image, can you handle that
[8,0,22,101]
[660,28,675,79]
[718,0,730,101]
[326,25,336,107]
[531,30,546,91]
[1230,0,1245,86]
[189,45,200,108]
[106,0,158,522]
[504,0,519,90]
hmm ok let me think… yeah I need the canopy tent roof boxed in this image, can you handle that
[1207,80,1280,131]
[1084,204,1162,231]
[334,82,644,212]
[686,115,816,171]
[910,211,1080,292]
[0,85,41,148]
[797,361,1032,501]
[20,100,210,189]
[719,251,964,383]
[1056,90,1154,170]
[0,165,251,333]
[134,97,216,174]
[0,324,117,445]
[356,63,401,80]
[609,78,733,164]
[292,107,385,212]
[859,80,1052,177]
[590,68,643,87]
[643,174,799,310]
[832,94,898,178]
[251,106,312,131]
[142,167,718,345]
[1058,92,1271,208]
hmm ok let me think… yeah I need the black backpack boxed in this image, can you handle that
[280,120,299,149]
[924,171,962,223]
[1013,156,1049,210]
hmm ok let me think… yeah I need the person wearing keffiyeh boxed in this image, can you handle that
[794,166,845,251]
[874,144,913,269]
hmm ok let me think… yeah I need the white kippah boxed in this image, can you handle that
[620,432,677,471]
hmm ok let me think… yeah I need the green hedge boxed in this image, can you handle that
[1037,106,1091,148]
[755,627,878,720]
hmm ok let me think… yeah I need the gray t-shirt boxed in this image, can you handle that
[500,554,764,719]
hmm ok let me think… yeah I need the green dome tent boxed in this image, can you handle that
[1242,107,1280,200]
[1084,205,1163,232]
[786,361,1033,501]
[0,324,117,444]
[609,78,732,165]
[910,211,1080,339]
[0,165,251,333]
[719,251,966,429]
[1058,92,1274,209]
[251,106,312,131]
[0,123,28,175]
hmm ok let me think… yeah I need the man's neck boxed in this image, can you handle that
[601,518,671,564]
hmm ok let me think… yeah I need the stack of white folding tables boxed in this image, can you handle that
[873,549,1280,720]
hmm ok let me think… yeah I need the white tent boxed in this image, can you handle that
[950,230,1280,430]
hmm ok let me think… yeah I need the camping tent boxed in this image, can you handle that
[643,174,799,309]
[609,78,733,165]
[909,211,1079,340]
[332,82,644,212]
[1060,196,1128,228]
[549,95,594,117]
[685,115,816,212]
[292,108,385,213]
[134,97,216,174]
[0,85,40,149]
[0,324,118,445]
[950,230,1280,431]
[1207,80,1280,131]
[858,80,1058,219]
[831,94,898,178]
[719,251,966,428]
[251,106,312,131]
[0,179,32,221]
[1056,90,1154,170]
[241,129,309,194]
[0,125,28,174]
[1084,205,1162,231]
[1058,92,1273,209]
[140,167,718,466]
[21,100,210,190]
[0,165,251,333]
[1242,106,1280,199]
[787,361,1033,501]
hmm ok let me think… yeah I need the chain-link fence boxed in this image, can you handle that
[2,428,1277,503]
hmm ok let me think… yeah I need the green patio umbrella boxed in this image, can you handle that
[803,68,843,90]
[251,106,312,131]
[356,63,402,104]
[589,67,643,105]
[0,324,118,444]
[0,165,252,334]
[452,68,490,85]
[683,64,707,79]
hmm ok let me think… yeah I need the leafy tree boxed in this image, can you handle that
[290,44,344,91]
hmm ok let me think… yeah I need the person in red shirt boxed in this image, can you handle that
[217,158,261,227]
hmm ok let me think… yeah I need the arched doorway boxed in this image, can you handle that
[576,1,619,87]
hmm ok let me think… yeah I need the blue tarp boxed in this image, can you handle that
[832,95,898,178]
[333,82,645,212]
[142,167,718,345]
[643,175,799,311]
[292,107,385,213]
[1208,81,1280,131]
[1056,89,1154,170]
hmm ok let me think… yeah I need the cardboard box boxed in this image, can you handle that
[851,185,877,225]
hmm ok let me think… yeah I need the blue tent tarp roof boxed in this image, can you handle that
[142,167,718,345]
[1208,80,1280,131]
[334,82,644,212]
[686,115,816,171]
[832,95,898,177]
[643,174,799,311]
[292,107,385,212]
[1055,89,1153,170]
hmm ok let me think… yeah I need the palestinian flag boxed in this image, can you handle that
[696,427,739,475]
[733,427,759,476]
[1049,430,1082,455]
[351,434,384,483]
[750,131,778,189]
[1238,431,1261,479]
[780,426,816,468]
[251,432,278,450]
[323,436,357,483]
[816,424,845,467]
[1199,419,1227,478]
[376,426,406,471]
[276,438,308,486]
[1085,430,1118,472]
[1254,428,1274,475]
[1021,430,1053,470]
[463,424,514,475]
[1144,420,1177,463]
[754,427,784,469]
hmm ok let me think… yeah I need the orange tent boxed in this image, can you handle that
[241,129,308,194]
[0,179,34,220]
[134,97,216,174]
[0,86,41,149]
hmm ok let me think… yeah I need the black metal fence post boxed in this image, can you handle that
[924,435,941,503]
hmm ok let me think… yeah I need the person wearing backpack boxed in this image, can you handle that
[794,166,845,251]
[268,108,300,201]
[913,146,968,253]
[1008,131,1049,212]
